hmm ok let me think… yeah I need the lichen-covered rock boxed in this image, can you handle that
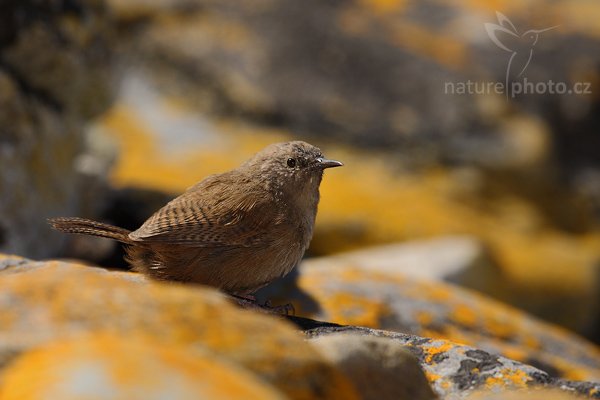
[0,333,286,400]
[94,79,600,339]
[0,0,116,258]
[3,253,600,399]
[0,254,358,400]
[310,333,437,400]
[90,73,600,340]
[466,388,590,400]
[274,259,600,383]
[91,0,600,340]
[105,0,600,180]
[299,236,497,285]
[305,325,600,399]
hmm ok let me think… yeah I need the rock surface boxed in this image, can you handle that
[311,333,437,400]
[300,236,499,285]
[262,256,600,383]
[0,254,357,400]
[0,333,286,400]
[466,388,591,400]
[1,0,583,348]
[2,253,600,399]
[84,0,600,341]
[89,70,600,341]
[0,0,116,258]
[105,0,600,189]
[304,325,600,400]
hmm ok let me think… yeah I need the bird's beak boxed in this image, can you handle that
[535,25,559,34]
[317,157,343,169]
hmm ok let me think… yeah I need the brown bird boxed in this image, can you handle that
[49,141,342,297]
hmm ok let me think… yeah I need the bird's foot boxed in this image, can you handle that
[230,295,295,316]
[264,300,295,316]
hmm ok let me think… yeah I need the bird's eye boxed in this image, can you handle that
[287,158,296,168]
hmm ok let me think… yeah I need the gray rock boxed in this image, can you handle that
[311,333,437,400]
[265,259,600,383]
[3,253,599,399]
[302,236,497,284]
[106,0,600,176]
[306,325,600,400]
[0,0,116,258]
[0,256,360,400]
[104,0,600,247]
[0,254,27,273]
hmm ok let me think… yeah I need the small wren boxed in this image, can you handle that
[50,141,342,296]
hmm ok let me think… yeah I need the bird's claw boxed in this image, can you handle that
[230,295,295,316]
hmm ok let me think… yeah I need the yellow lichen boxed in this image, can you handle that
[423,341,456,364]
[97,104,600,317]
[318,291,392,328]
[450,304,479,328]
[0,333,287,400]
[424,371,442,383]
[0,263,359,400]
[357,0,408,14]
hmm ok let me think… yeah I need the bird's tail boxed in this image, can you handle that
[48,217,133,244]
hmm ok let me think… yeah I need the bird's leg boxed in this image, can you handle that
[229,294,295,316]
[233,294,256,302]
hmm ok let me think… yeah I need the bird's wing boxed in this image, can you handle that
[129,175,283,247]
[484,22,519,52]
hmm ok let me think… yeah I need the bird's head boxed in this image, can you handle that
[521,26,558,46]
[244,141,343,206]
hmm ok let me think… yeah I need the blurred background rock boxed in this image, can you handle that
[2,0,600,344]
[0,0,115,258]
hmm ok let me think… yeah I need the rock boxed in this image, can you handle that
[300,236,499,285]
[86,0,600,341]
[466,388,589,400]
[0,254,358,400]
[4,253,600,399]
[310,333,437,400]
[0,0,114,118]
[92,75,600,340]
[0,333,286,400]
[104,0,600,182]
[0,254,27,272]
[271,260,600,383]
[103,0,529,163]
[305,325,600,399]
[0,0,116,259]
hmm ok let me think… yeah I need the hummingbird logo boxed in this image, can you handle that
[485,12,558,98]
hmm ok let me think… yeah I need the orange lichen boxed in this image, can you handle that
[98,104,600,298]
[423,341,457,364]
[96,91,600,338]
[450,304,479,327]
[424,371,442,383]
[0,263,359,400]
[498,368,531,388]
[100,104,290,193]
[388,22,469,69]
[416,311,434,326]
[498,346,527,365]
[0,333,287,400]
[317,291,393,328]
[357,0,408,14]
[438,380,452,390]
[296,265,600,381]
